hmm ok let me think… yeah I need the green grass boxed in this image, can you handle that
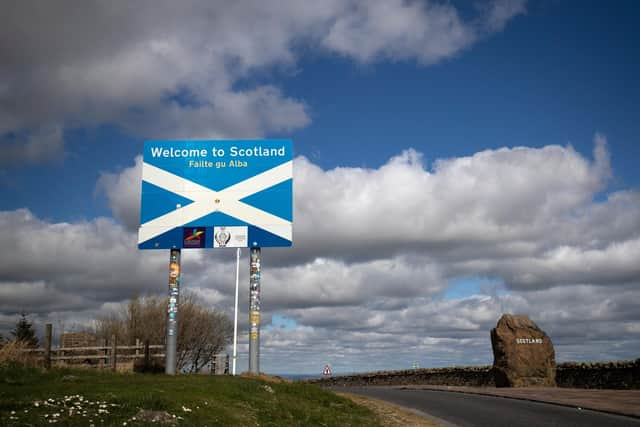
[0,364,380,426]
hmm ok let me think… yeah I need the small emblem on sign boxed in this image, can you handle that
[183,227,206,248]
[215,228,231,247]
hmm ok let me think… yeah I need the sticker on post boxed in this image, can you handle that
[213,226,248,248]
[250,311,260,325]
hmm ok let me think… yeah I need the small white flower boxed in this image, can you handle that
[123,422,127,426]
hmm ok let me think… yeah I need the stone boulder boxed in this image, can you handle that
[491,314,556,387]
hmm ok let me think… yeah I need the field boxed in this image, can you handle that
[0,365,381,426]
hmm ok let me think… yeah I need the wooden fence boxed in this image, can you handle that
[26,336,164,371]
[25,324,229,374]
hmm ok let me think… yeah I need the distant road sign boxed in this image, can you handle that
[138,140,293,249]
[323,365,332,376]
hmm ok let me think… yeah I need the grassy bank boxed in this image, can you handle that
[0,365,380,426]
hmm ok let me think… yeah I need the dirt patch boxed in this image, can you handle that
[336,392,439,427]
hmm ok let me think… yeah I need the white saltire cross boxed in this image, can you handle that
[138,161,292,245]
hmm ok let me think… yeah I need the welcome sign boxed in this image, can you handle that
[138,140,293,249]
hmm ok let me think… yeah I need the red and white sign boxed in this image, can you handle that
[323,365,332,376]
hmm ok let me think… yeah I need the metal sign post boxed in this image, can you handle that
[166,249,181,375]
[248,247,261,373]
[232,247,240,375]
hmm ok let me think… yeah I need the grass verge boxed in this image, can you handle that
[0,364,380,426]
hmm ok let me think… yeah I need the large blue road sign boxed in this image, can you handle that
[138,140,292,249]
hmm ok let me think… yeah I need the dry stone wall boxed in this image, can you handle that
[309,359,640,389]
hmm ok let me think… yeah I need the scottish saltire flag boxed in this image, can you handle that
[138,140,293,249]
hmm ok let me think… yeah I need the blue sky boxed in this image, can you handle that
[1,0,639,374]
[3,1,639,223]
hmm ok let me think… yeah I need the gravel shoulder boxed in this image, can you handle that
[336,392,442,427]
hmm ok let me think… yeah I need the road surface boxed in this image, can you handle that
[339,386,640,427]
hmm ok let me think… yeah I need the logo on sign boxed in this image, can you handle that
[214,228,231,247]
[183,227,206,248]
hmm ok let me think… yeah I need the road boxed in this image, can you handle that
[338,387,640,427]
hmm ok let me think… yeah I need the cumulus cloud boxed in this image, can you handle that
[97,134,639,291]
[322,0,474,63]
[3,136,639,371]
[96,156,143,230]
[0,0,524,163]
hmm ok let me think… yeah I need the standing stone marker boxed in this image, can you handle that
[491,314,556,387]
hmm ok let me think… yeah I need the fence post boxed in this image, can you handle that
[100,338,107,369]
[135,338,140,359]
[225,354,230,375]
[144,340,150,370]
[111,335,117,371]
[44,324,52,369]
[211,355,217,375]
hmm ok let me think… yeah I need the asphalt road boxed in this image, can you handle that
[338,387,640,427]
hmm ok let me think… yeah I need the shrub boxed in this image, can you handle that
[0,339,41,368]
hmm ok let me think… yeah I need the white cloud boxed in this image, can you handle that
[322,0,474,64]
[97,134,639,292]
[480,0,528,32]
[0,0,524,163]
[96,156,143,231]
[3,136,640,370]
